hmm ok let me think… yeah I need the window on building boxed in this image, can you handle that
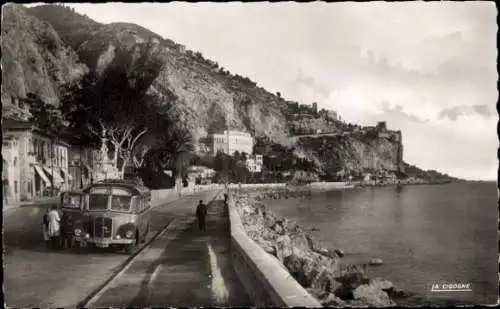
[14,181,18,194]
[13,157,17,167]
[30,138,36,154]
[41,142,46,160]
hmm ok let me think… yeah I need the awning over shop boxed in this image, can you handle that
[60,168,72,181]
[43,166,64,184]
[34,165,50,185]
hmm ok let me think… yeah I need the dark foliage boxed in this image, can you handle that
[26,93,66,138]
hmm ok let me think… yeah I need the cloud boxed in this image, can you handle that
[380,101,429,123]
[437,104,493,121]
[472,104,494,118]
[285,69,332,99]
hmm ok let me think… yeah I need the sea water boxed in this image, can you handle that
[262,182,498,305]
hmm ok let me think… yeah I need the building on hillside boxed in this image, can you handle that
[68,146,101,189]
[212,130,254,156]
[246,154,263,173]
[2,136,21,205]
[318,109,339,121]
[312,102,318,114]
[3,119,71,201]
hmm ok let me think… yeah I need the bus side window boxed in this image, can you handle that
[139,198,144,212]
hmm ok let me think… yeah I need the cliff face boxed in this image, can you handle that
[4,4,407,178]
[296,129,404,175]
[1,4,88,106]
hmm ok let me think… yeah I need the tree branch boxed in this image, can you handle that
[130,128,148,150]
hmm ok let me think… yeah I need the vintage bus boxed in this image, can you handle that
[70,180,152,253]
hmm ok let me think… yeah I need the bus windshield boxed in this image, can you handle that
[63,194,81,209]
[111,195,131,212]
[89,194,109,210]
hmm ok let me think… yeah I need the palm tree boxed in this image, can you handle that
[146,125,194,189]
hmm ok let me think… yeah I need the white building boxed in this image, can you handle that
[246,154,263,173]
[2,136,21,205]
[212,130,254,156]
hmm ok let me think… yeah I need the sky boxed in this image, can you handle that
[30,2,498,180]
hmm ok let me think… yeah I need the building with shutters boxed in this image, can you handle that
[2,136,21,205]
[211,130,254,156]
[2,119,71,201]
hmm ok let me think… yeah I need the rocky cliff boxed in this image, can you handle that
[1,4,88,107]
[3,4,408,178]
[295,130,404,176]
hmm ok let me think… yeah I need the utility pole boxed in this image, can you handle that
[224,131,229,190]
[51,139,55,196]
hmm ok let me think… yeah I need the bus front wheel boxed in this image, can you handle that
[124,243,135,254]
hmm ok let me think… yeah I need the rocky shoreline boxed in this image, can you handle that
[230,191,417,307]
[251,187,313,200]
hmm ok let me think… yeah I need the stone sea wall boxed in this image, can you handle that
[229,191,415,307]
[150,184,225,207]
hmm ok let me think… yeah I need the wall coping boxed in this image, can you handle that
[228,196,321,308]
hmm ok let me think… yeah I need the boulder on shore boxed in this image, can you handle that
[307,288,345,307]
[370,278,394,291]
[334,248,346,257]
[353,284,395,307]
[275,234,292,262]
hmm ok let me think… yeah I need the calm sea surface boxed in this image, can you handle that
[261,182,498,305]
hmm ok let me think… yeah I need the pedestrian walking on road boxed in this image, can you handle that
[196,200,207,232]
[42,209,50,248]
[47,205,61,249]
[223,193,229,217]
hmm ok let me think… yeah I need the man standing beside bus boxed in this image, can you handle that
[196,200,207,232]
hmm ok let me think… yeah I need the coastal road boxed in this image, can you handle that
[85,199,251,307]
[3,191,222,308]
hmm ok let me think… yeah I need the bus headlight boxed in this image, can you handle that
[74,229,82,236]
[125,230,134,238]
[85,233,90,239]
[115,235,121,240]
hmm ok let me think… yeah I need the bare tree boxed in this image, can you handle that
[131,144,151,169]
[89,119,148,178]
[118,127,149,177]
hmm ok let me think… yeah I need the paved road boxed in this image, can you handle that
[4,191,234,308]
[89,200,251,307]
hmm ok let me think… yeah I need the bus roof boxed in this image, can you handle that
[83,180,150,196]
